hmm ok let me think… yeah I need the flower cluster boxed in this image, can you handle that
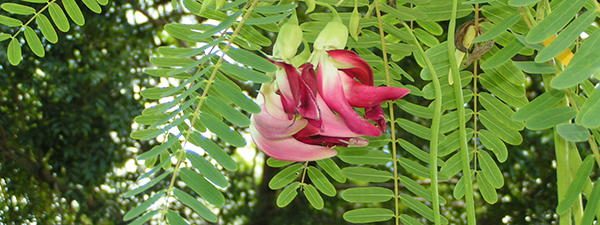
[250,16,410,162]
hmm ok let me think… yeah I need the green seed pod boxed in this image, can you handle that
[273,14,303,60]
[349,7,360,41]
[314,16,348,50]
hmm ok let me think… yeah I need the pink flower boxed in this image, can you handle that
[250,50,409,162]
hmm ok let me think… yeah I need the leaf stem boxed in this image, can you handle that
[447,0,476,224]
[374,2,400,224]
[159,0,259,219]
[400,21,445,225]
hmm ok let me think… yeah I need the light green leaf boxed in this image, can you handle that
[397,118,433,140]
[255,4,297,14]
[481,38,524,69]
[556,123,590,142]
[513,61,555,74]
[140,87,178,99]
[188,132,237,171]
[179,168,225,207]
[269,164,303,190]
[400,175,445,204]
[576,84,600,128]
[307,166,336,197]
[123,170,172,198]
[343,208,394,223]
[128,210,158,225]
[316,159,346,183]
[525,107,576,130]
[48,3,70,32]
[400,193,447,224]
[398,158,429,178]
[440,153,463,179]
[525,0,587,43]
[204,96,250,127]
[82,0,102,13]
[187,151,228,189]
[474,14,520,43]
[480,110,523,145]
[166,211,188,225]
[266,158,294,168]
[173,188,218,222]
[62,0,85,25]
[212,79,260,113]
[337,148,391,165]
[477,173,498,204]
[580,178,600,225]
[513,90,564,121]
[0,33,10,42]
[453,176,465,199]
[247,13,290,25]
[123,192,164,221]
[7,38,22,66]
[220,62,271,83]
[23,0,49,3]
[536,10,596,63]
[551,30,600,89]
[150,57,199,68]
[36,14,58,44]
[303,184,323,210]
[556,155,595,214]
[276,182,300,207]
[137,136,176,161]
[341,167,392,183]
[508,0,539,6]
[24,26,45,57]
[199,112,246,147]
[479,129,508,162]
[0,15,22,27]
[1,3,35,15]
[157,46,206,57]
[226,47,276,72]
[341,187,393,203]
[399,214,426,225]
[97,0,109,6]
[478,151,504,189]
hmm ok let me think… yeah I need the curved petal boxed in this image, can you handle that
[297,64,320,120]
[327,50,373,85]
[295,135,368,147]
[252,114,307,140]
[317,60,381,136]
[340,73,410,108]
[365,105,386,132]
[273,62,302,117]
[251,125,337,162]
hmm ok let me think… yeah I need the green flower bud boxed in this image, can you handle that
[273,15,303,60]
[314,16,348,50]
[349,7,360,41]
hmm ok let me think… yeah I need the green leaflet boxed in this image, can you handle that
[341,187,393,203]
[525,107,576,130]
[48,3,70,32]
[220,62,271,83]
[400,214,426,225]
[7,38,22,66]
[276,182,300,207]
[316,159,346,183]
[0,33,10,42]
[226,47,276,72]
[179,168,225,207]
[212,79,260,113]
[513,61,556,74]
[556,155,595,215]
[477,173,498,204]
[122,170,172,198]
[337,148,391,165]
[199,112,246,147]
[513,89,564,121]
[479,110,523,145]
[478,151,504,189]
[266,158,294,168]
[25,26,46,57]
[556,123,590,142]
[137,135,177,161]
[400,194,449,224]
[187,151,228,189]
[580,178,600,225]
[269,164,303,190]
[525,0,587,43]
[1,3,36,15]
[62,0,85,25]
[188,132,237,171]
[341,166,392,183]
[481,38,525,69]
[474,14,520,43]
[173,188,218,222]
[343,208,394,223]
[123,192,165,221]
[36,14,58,44]
[203,96,250,127]
[508,0,540,6]
[398,158,429,178]
[307,166,336,197]
[166,210,189,225]
[551,30,600,89]
[130,128,162,140]
[128,210,159,225]
[82,0,102,13]
[0,15,22,27]
[479,129,508,162]
[400,175,446,204]
[303,184,324,209]
[576,83,600,128]
[536,10,596,63]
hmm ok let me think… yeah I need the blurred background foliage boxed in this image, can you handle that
[0,1,560,224]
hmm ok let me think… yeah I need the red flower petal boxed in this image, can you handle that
[328,50,373,85]
[340,72,410,108]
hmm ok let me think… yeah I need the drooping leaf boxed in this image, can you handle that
[477,173,498,204]
[173,188,218,222]
[276,182,300,207]
[478,151,504,189]
[307,166,336,197]
[36,14,58,43]
[7,38,22,66]
[24,26,45,57]
[556,155,595,214]
[556,123,590,142]
[303,184,324,210]
[269,164,303,190]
